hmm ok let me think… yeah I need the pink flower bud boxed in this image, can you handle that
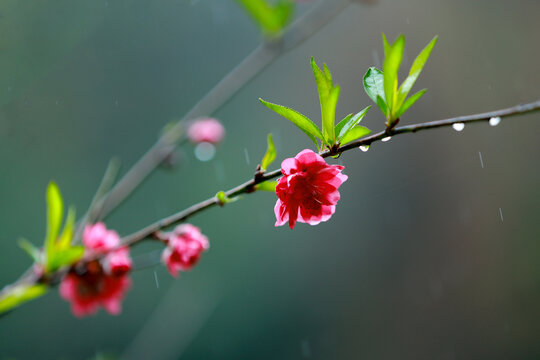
[161,224,209,277]
[103,247,132,276]
[83,222,120,253]
[274,149,348,229]
[187,118,225,144]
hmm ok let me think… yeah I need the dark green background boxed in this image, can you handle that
[1,0,539,359]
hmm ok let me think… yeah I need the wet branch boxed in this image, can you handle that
[122,99,540,247]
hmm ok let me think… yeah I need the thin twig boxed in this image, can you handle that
[0,99,538,309]
[95,0,354,220]
[122,99,540,247]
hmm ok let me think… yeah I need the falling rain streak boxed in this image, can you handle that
[153,270,159,289]
[478,151,484,168]
[499,208,504,223]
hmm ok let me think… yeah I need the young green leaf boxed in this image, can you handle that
[311,58,334,143]
[382,33,392,57]
[396,89,427,118]
[0,284,48,315]
[259,98,323,148]
[382,34,405,114]
[335,106,371,141]
[376,95,389,118]
[216,191,239,206]
[45,182,63,259]
[237,0,294,35]
[47,246,85,272]
[261,134,276,171]
[18,238,41,263]
[363,67,386,107]
[256,180,277,192]
[395,35,438,110]
[334,113,353,138]
[339,126,372,146]
[322,85,340,145]
[58,206,75,250]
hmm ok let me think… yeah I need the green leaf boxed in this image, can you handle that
[376,95,389,118]
[334,113,353,138]
[382,33,391,58]
[261,134,276,170]
[18,238,41,263]
[259,98,323,148]
[216,191,239,206]
[323,63,333,85]
[45,182,63,261]
[0,284,47,315]
[336,106,371,141]
[363,67,386,107]
[311,58,333,142]
[58,206,75,250]
[322,85,340,145]
[382,34,405,115]
[396,89,427,118]
[256,180,277,192]
[395,35,437,110]
[47,246,85,272]
[339,126,372,146]
[236,0,293,35]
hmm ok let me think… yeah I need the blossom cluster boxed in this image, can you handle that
[60,223,209,317]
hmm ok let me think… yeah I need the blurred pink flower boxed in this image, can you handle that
[59,261,131,317]
[274,149,348,229]
[83,222,120,253]
[187,118,225,144]
[162,224,209,277]
[103,247,132,276]
[60,223,133,317]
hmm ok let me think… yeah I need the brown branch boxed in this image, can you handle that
[0,99,538,315]
[121,99,540,247]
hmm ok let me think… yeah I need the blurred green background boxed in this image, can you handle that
[1,0,540,359]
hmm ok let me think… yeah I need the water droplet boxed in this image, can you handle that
[489,117,501,126]
[194,142,216,161]
[382,136,391,142]
[359,145,370,152]
[452,122,465,132]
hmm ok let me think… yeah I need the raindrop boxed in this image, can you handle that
[499,208,504,223]
[194,142,216,162]
[382,136,391,142]
[478,151,484,168]
[452,122,465,132]
[244,148,250,165]
[489,117,501,127]
[359,145,370,152]
[153,270,159,289]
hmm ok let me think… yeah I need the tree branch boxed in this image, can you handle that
[122,99,540,247]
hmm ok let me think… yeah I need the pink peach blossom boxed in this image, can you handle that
[103,247,132,276]
[187,118,225,144]
[161,224,209,277]
[59,261,131,317]
[83,222,120,253]
[274,149,348,229]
